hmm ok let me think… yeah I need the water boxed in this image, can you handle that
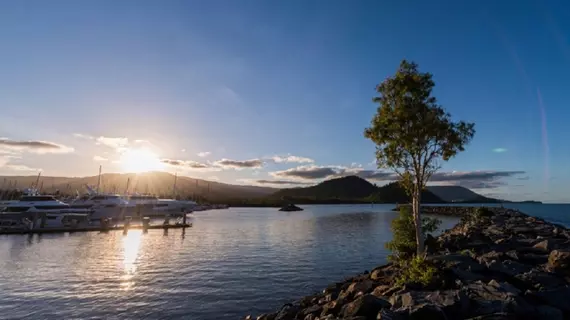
[0,203,567,319]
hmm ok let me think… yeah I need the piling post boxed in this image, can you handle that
[182,213,187,226]
[142,217,150,233]
[40,212,47,228]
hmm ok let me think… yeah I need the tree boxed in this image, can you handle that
[364,60,475,255]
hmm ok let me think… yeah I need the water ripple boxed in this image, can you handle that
[0,204,467,319]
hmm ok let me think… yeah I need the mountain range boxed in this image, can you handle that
[0,172,539,204]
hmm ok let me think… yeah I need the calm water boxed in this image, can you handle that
[0,203,568,319]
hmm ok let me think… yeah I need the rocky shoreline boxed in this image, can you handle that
[393,205,497,217]
[245,207,570,320]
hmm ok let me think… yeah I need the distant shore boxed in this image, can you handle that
[245,207,570,319]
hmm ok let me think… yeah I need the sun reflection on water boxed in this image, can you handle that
[121,230,142,290]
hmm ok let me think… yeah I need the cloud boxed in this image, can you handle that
[0,138,74,154]
[270,165,525,190]
[4,164,41,172]
[428,170,526,189]
[271,165,343,180]
[214,158,263,169]
[161,158,221,172]
[271,155,314,164]
[93,155,108,162]
[255,179,313,185]
[74,133,130,151]
[198,151,211,157]
[95,136,129,149]
[73,133,94,140]
[493,148,507,153]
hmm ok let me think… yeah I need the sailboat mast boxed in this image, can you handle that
[172,172,177,198]
[96,165,102,194]
[35,171,41,189]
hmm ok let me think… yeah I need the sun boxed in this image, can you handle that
[120,148,164,173]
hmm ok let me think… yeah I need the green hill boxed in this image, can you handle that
[272,176,376,200]
[370,182,444,203]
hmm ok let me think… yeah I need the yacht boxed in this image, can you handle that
[0,193,92,214]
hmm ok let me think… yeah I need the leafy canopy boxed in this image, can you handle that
[364,60,475,184]
[386,206,441,260]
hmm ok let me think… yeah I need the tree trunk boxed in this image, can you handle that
[413,187,424,255]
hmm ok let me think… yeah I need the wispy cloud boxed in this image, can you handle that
[93,155,108,162]
[271,165,343,180]
[492,148,507,153]
[214,158,263,169]
[96,136,129,149]
[271,155,314,164]
[0,138,74,154]
[161,158,221,172]
[270,165,525,190]
[198,151,211,157]
[4,164,41,172]
[255,179,313,185]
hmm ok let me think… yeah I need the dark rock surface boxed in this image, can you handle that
[244,208,570,320]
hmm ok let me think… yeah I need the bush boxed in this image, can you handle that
[386,206,441,260]
[462,207,494,224]
[394,255,437,287]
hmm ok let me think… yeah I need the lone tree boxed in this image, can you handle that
[364,60,475,255]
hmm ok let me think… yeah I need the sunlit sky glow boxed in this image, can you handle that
[1,0,570,202]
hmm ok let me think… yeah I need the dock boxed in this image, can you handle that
[0,223,192,235]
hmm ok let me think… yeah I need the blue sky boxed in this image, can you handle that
[0,0,569,202]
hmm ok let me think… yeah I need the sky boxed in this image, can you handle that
[1,0,569,202]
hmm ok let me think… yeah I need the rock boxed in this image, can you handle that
[424,290,470,318]
[429,253,485,272]
[531,287,570,313]
[396,304,447,320]
[477,251,505,265]
[256,314,276,320]
[300,305,322,318]
[515,270,567,291]
[340,294,390,319]
[371,285,392,297]
[487,260,532,277]
[377,309,406,319]
[275,304,299,320]
[487,279,520,296]
[465,313,517,319]
[533,240,552,252]
[321,300,342,317]
[547,250,570,275]
[534,305,563,320]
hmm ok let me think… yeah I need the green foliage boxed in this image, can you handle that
[386,206,441,259]
[395,255,437,287]
[364,60,476,180]
[462,207,494,224]
[364,60,475,254]
[368,182,444,203]
[459,249,475,257]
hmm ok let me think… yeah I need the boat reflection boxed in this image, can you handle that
[121,230,142,290]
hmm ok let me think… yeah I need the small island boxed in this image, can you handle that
[279,204,304,212]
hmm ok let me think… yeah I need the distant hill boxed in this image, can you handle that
[0,172,275,200]
[272,176,376,199]
[371,182,444,203]
[272,176,444,203]
[427,185,502,203]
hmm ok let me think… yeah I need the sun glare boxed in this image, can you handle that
[120,148,164,173]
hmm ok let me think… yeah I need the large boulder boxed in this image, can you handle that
[546,250,570,275]
[340,294,391,319]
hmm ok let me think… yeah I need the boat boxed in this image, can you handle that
[0,190,92,214]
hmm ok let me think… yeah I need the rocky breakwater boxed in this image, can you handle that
[245,208,570,320]
[394,205,492,217]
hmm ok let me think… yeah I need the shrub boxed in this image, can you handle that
[386,206,441,260]
[395,255,437,287]
[462,207,494,224]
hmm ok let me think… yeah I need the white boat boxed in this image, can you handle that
[0,193,92,214]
